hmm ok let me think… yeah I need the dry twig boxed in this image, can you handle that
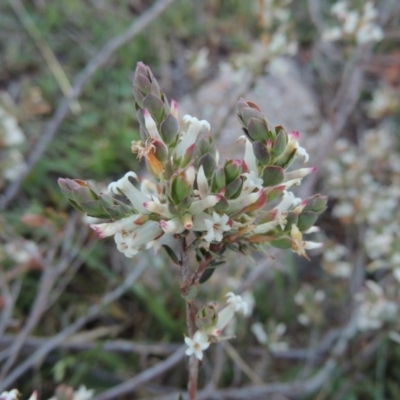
[0,0,176,211]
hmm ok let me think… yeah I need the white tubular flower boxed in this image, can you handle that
[184,330,210,360]
[90,214,141,238]
[115,220,163,258]
[185,165,196,187]
[323,27,343,41]
[143,201,173,218]
[253,219,279,234]
[144,109,163,141]
[239,135,258,173]
[212,292,251,336]
[283,178,302,190]
[251,322,268,345]
[74,385,94,400]
[357,24,384,44]
[0,390,19,400]
[170,99,179,119]
[108,172,149,214]
[227,190,264,213]
[174,115,210,158]
[290,225,322,259]
[242,170,263,194]
[284,167,316,182]
[296,146,309,163]
[203,212,231,243]
[331,1,348,18]
[196,165,210,199]
[188,195,221,215]
[140,179,161,199]
[343,11,359,34]
[226,292,251,315]
[160,217,185,234]
[273,191,301,229]
[27,392,38,400]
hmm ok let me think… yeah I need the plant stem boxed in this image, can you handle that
[179,238,199,400]
[187,301,199,400]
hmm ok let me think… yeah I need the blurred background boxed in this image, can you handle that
[1,0,400,399]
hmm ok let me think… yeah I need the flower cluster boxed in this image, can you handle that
[255,0,297,56]
[0,106,27,188]
[59,62,326,266]
[0,386,93,400]
[321,241,352,278]
[323,1,384,44]
[324,127,400,279]
[294,285,326,327]
[356,281,398,331]
[185,292,252,360]
[251,320,288,351]
[0,391,36,400]
[366,84,399,119]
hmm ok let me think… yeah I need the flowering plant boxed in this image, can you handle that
[58,62,325,398]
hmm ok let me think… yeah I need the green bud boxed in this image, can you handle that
[180,143,195,168]
[282,211,298,232]
[150,80,162,98]
[99,192,115,209]
[261,165,284,186]
[211,167,226,192]
[160,113,179,146]
[213,195,229,211]
[312,195,328,213]
[196,303,218,330]
[271,129,288,158]
[225,178,243,199]
[57,178,77,200]
[196,137,211,156]
[132,87,145,108]
[237,100,265,127]
[197,153,216,179]
[152,140,168,163]
[224,160,242,183]
[73,184,98,206]
[133,73,152,96]
[81,200,110,219]
[276,147,297,169]
[170,172,192,205]
[297,211,318,231]
[252,141,270,166]
[143,93,165,123]
[135,62,151,79]
[270,237,292,249]
[247,118,269,141]
[265,184,285,201]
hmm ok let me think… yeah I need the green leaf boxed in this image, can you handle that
[297,211,318,231]
[252,141,270,166]
[162,245,181,265]
[270,237,292,249]
[199,268,216,284]
[247,118,269,141]
[261,165,284,186]
[272,129,288,158]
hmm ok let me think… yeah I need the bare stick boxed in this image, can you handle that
[0,215,79,377]
[0,0,176,211]
[91,346,186,400]
[178,238,199,400]
[8,0,81,114]
[0,259,147,391]
[0,334,181,357]
[300,0,398,198]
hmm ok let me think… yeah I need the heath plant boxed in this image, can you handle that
[58,62,326,399]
